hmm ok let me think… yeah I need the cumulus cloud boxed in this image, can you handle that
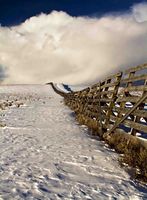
[132,2,147,22]
[0,2,147,85]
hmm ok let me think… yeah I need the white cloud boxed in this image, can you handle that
[0,3,147,85]
[132,2,147,22]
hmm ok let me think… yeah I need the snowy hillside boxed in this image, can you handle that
[0,85,147,199]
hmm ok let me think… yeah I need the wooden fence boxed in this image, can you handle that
[63,63,147,137]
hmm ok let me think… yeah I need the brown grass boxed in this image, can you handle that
[69,107,147,182]
[102,131,147,182]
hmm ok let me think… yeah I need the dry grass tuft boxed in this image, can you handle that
[103,131,147,182]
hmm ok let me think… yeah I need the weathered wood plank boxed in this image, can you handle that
[87,98,114,103]
[113,107,147,118]
[101,98,115,102]
[100,90,114,95]
[116,96,147,103]
[116,71,135,124]
[110,115,147,133]
[82,109,105,119]
[120,85,147,92]
[100,81,120,89]
[124,63,147,74]
[86,106,109,115]
[104,73,122,127]
[121,74,147,84]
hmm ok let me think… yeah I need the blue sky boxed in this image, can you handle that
[0,0,145,26]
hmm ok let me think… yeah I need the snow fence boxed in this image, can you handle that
[51,63,147,182]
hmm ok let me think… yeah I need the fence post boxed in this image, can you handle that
[117,71,135,130]
[104,72,122,129]
[97,82,103,136]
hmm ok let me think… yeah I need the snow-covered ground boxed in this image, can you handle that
[0,85,147,200]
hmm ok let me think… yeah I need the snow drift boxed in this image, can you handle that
[0,85,146,199]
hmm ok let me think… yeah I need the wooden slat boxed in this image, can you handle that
[117,96,147,103]
[87,106,109,113]
[110,115,147,133]
[116,71,135,125]
[124,120,147,133]
[89,88,99,94]
[100,90,114,95]
[124,63,147,74]
[113,107,147,118]
[87,98,114,103]
[100,98,114,103]
[104,73,122,127]
[100,81,120,89]
[86,106,108,114]
[121,74,147,84]
[104,73,122,128]
[83,110,105,120]
[121,85,147,92]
